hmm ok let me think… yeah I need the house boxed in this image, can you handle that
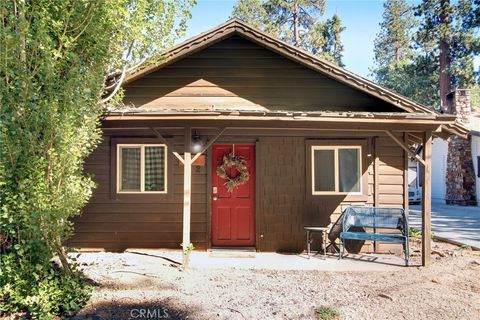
[69,19,467,266]
[424,92,478,204]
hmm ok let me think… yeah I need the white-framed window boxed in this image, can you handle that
[117,144,167,193]
[311,145,362,195]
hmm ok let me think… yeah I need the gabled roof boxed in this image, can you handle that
[125,19,433,114]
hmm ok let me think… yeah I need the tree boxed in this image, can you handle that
[0,0,194,317]
[375,55,440,106]
[307,14,346,66]
[232,0,346,66]
[373,0,417,68]
[416,0,478,110]
[372,0,479,109]
[371,1,440,106]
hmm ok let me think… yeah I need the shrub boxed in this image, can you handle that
[315,306,339,320]
[0,0,193,318]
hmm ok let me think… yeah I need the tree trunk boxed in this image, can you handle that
[293,1,299,46]
[439,0,452,111]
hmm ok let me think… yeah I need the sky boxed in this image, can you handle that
[181,0,479,81]
[180,0,399,80]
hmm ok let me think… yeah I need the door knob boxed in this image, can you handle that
[213,196,218,201]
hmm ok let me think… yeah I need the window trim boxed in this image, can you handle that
[116,143,168,194]
[311,145,362,195]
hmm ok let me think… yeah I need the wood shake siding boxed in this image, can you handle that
[70,133,407,252]
[123,36,398,112]
[70,134,208,251]
[374,135,407,253]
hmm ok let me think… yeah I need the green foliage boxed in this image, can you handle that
[231,0,345,66]
[307,14,346,67]
[373,0,417,68]
[183,242,196,253]
[409,227,422,238]
[1,256,92,319]
[415,0,478,89]
[315,306,339,320]
[471,85,480,110]
[0,0,194,318]
[371,0,441,108]
[375,55,440,108]
[372,0,479,108]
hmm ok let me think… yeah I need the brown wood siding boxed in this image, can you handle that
[70,131,406,254]
[123,36,400,112]
[255,136,378,253]
[69,134,208,251]
[374,135,407,253]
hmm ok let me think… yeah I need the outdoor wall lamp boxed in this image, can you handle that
[191,132,204,153]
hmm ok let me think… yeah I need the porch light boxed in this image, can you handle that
[191,133,204,153]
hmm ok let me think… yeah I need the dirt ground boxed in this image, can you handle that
[71,239,480,320]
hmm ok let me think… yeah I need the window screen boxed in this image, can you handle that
[338,148,361,192]
[120,147,141,191]
[144,146,165,191]
[313,149,335,192]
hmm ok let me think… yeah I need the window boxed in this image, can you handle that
[117,144,167,193]
[311,146,362,195]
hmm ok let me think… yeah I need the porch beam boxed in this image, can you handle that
[191,127,227,163]
[407,132,423,144]
[150,127,185,164]
[385,131,426,167]
[421,131,432,267]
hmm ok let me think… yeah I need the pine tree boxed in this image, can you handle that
[416,0,478,110]
[231,0,345,66]
[317,14,346,66]
[373,0,416,68]
[372,0,479,109]
[371,1,440,106]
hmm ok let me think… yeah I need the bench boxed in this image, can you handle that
[339,206,410,266]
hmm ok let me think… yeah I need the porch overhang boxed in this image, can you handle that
[102,109,468,268]
[103,109,468,138]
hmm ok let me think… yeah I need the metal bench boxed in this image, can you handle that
[339,206,410,266]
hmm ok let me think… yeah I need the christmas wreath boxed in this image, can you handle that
[216,153,250,192]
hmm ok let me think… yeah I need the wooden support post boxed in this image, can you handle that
[182,127,192,267]
[152,127,226,267]
[182,152,192,267]
[422,131,432,267]
[403,133,409,216]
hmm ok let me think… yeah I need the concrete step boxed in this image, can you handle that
[209,247,256,258]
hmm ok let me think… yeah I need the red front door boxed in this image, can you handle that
[211,144,255,247]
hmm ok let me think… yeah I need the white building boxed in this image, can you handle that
[428,112,479,204]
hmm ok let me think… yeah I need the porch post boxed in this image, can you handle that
[182,127,192,267]
[421,130,432,267]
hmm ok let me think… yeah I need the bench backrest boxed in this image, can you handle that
[342,206,408,235]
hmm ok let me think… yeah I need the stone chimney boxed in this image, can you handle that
[445,89,477,206]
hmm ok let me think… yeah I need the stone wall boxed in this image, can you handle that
[445,89,477,206]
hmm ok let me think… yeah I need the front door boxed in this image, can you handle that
[211,144,255,247]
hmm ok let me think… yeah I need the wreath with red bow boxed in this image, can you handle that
[216,153,250,192]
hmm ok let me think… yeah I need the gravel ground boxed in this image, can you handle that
[71,239,480,320]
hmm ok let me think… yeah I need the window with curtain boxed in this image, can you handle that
[118,144,167,193]
[312,146,361,194]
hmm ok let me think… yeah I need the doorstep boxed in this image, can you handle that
[209,247,256,258]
